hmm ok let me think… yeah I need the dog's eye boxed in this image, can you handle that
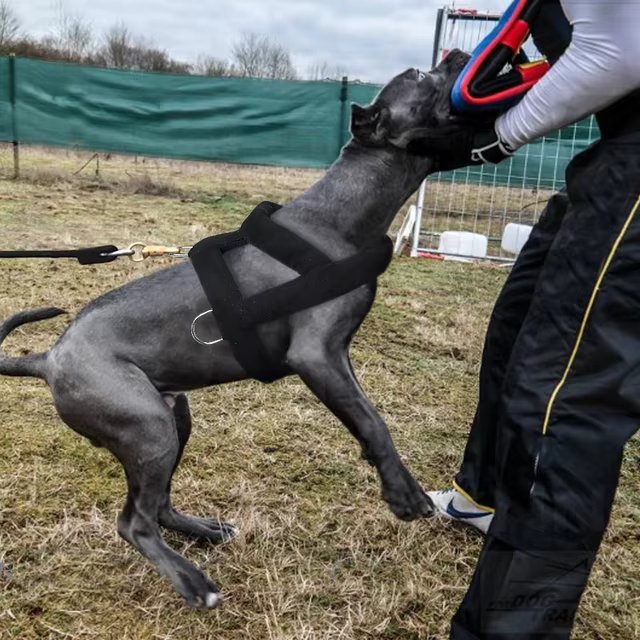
[417,71,426,81]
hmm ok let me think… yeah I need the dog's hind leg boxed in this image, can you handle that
[53,371,222,608]
[288,339,433,521]
[157,393,237,542]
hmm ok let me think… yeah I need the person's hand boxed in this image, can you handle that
[407,121,515,171]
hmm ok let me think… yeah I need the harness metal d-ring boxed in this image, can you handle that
[190,310,224,346]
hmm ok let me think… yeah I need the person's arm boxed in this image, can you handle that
[496,0,640,150]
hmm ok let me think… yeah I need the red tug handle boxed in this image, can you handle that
[451,0,550,112]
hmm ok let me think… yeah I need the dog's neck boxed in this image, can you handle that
[289,141,434,246]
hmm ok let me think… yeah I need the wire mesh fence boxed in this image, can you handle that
[399,6,600,262]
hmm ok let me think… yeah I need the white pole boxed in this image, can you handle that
[411,179,427,257]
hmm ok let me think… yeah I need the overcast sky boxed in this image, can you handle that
[14,0,504,83]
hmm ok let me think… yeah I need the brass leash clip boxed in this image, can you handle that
[127,243,190,261]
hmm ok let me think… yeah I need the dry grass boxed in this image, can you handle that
[0,146,638,639]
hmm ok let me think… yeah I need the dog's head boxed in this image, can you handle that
[350,49,470,149]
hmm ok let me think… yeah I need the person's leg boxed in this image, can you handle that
[452,191,569,510]
[451,133,640,639]
[451,536,596,639]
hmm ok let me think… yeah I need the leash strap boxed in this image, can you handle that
[0,245,120,265]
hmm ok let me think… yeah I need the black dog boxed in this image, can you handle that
[0,51,469,607]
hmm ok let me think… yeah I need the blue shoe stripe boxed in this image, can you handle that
[446,498,491,520]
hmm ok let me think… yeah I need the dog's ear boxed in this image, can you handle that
[350,103,391,146]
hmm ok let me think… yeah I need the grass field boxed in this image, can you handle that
[0,147,638,639]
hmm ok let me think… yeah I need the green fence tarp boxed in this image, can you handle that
[0,55,598,186]
[8,57,381,168]
[0,57,12,140]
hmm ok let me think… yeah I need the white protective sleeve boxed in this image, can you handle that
[496,0,640,150]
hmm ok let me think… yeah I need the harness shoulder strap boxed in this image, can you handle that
[243,236,392,326]
[241,202,329,274]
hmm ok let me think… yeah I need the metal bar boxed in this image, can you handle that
[411,180,427,257]
[393,205,416,254]
[9,54,19,179]
[12,141,19,180]
[432,8,445,66]
[338,76,349,155]
[447,11,501,21]
[415,247,515,263]
[420,230,504,244]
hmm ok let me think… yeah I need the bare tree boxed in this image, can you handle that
[98,22,133,68]
[307,61,348,81]
[232,33,297,80]
[1,36,68,61]
[0,0,20,48]
[133,45,190,73]
[194,54,236,77]
[50,1,93,60]
[231,33,261,77]
[265,45,296,80]
[95,23,189,73]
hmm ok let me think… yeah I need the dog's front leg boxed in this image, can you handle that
[288,343,433,520]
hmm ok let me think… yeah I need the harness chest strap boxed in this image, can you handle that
[189,202,393,383]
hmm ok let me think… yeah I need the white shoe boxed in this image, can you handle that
[427,488,494,535]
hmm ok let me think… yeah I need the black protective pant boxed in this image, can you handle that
[450,130,640,638]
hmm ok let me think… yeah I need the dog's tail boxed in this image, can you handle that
[0,308,66,379]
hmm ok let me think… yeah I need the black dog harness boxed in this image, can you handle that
[189,202,392,383]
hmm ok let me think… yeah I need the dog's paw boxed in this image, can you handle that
[205,591,222,609]
[159,509,239,543]
[181,574,223,610]
[382,468,435,521]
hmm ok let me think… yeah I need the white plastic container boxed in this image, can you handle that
[437,231,488,259]
[501,223,533,255]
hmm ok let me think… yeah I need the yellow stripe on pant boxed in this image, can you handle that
[541,194,640,436]
[453,480,496,513]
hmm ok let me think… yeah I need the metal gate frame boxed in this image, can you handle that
[402,6,510,262]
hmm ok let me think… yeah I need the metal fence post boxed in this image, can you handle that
[432,8,445,66]
[337,76,349,157]
[8,54,19,179]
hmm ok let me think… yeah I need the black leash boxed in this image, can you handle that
[0,245,120,265]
